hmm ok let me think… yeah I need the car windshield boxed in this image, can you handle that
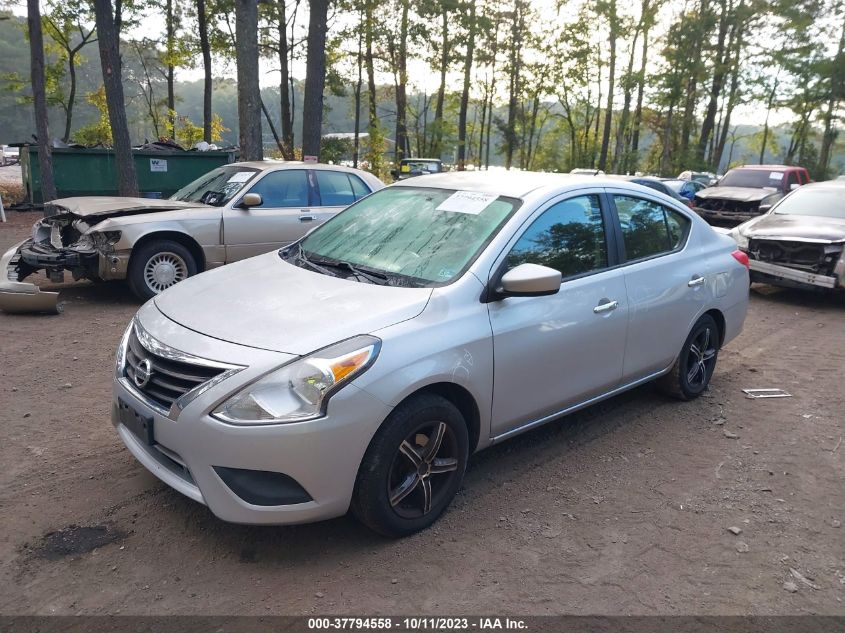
[294,186,518,286]
[774,188,845,219]
[719,169,783,189]
[169,166,259,206]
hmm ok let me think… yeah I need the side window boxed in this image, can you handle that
[614,195,690,261]
[786,171,800,189]
[349,174,371,199]
[315,170,357,206]
[246,170,309,208]
[505,195,607,279]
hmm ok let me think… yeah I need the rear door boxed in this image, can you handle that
[222,169,314,261]
[488,191,629,438]
[607,190,705,382]
[310,170,372,227]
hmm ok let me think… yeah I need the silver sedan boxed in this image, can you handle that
[111,172,749,536]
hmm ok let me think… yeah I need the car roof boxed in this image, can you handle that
[732,164,800,171]
[231,160,367,174]
[391,170,619,198]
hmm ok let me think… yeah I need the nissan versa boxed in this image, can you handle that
[112,172,749,537]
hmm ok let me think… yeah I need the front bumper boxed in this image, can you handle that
[749,258,839,290]
[0,240,60,314]
[111,303,393,525]
[693,206,760,224]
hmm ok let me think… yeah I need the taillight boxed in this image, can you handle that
[731,250,750,269]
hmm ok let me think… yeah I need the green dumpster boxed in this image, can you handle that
[22,146,237,203]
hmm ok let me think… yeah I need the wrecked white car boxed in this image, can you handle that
[0,161,383,311]
[729,179,845,291]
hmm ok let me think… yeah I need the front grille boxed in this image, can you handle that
[749,239,838,275]
[695,197,760,215]
[125,328,226,412]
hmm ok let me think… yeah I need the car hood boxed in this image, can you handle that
[153,252,433,355]
[696,186,777,202]
[740,213,845,243]
[53,196,208,218]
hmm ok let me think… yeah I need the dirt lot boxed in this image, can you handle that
[1,210,843,616]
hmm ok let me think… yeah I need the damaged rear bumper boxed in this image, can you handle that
[0,241,60,314]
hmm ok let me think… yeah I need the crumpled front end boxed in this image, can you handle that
[12,210,125,284]
[746,238,845,290]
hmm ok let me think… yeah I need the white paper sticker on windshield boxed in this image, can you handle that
[769,171,784,181]
[436,191,498,215]
[227,171,253,183]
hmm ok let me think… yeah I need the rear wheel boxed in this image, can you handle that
[128,240,197,301]
[657,314,720,400]
[352,394,469,537]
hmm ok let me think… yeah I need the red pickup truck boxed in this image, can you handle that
[693,164,812,224]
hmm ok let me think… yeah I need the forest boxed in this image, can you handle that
[2,0,843,196]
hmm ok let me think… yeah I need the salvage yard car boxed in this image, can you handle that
[0,162,383,311]
[110,172,749,537]
[694,164,811,224]
[729,179,845,291]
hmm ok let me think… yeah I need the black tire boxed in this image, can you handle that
[127,239,198,301]
[657,314,720,400]
[352,394,469,538]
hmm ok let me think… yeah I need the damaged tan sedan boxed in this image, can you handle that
[0,162,382,311]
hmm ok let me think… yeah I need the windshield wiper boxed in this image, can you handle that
[289,245,391,285]
[312,259,390,285]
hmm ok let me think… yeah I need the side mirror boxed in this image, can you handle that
[789,183,800,191]
[241,192,262,207]
[499,263,561,298]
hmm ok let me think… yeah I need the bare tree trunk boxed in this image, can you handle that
[236,0,263,160]
[28,0,57,202]
[302,0,330,160]
[597,0,617,172]
[261,98,285,154]
[629,23,649,172]
[165,0,175,139]
[818,16,844,175]
[197,0,213,142]
[277,1,294,158]
[63,50,78,143]
[431,6,450,157]
[390,0,410,162]
[612,17,641,173]
[93,0,138,196]
[504,0,522,169]
[456,0,477,170]
[353,10,363,168]
[758,75,778,164]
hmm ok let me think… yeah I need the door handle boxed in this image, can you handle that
[300,216,314,222]
[688,275,706,287]
[593,300,619,314]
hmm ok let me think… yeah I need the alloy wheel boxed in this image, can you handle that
[388,421,460,519]
[686,326,717,389]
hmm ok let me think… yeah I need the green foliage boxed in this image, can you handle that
[320,136,355,163]
[73,86,112,145]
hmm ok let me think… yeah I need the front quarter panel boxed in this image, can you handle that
[354,273,495,451]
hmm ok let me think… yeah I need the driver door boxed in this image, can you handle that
[222,169,316,262]
[487,192,629,438]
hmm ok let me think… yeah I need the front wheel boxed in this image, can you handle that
[352,394,469,537]
[657,314,720,400]
[128,240,197,301]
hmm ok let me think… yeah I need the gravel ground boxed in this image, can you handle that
[1,211,843,615]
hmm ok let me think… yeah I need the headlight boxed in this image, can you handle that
[115,320,134,377]
[213,335,381,425]
[92,230,122,250]
[729,228,749,250]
